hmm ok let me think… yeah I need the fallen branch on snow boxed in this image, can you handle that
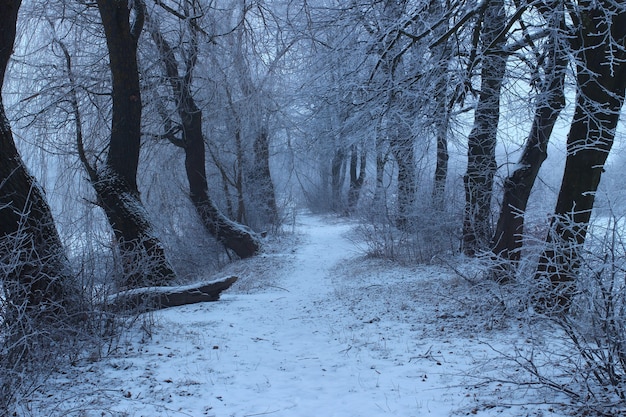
[106,276,238,312]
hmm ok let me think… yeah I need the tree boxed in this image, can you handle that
[461,0,507,256]
[429,0,453,209]
[491,1,568,270]
[0,0,77,317]
[93,0,177,288]
[536,0,626,310]
[369,0,418,229]
[146,0,260,259]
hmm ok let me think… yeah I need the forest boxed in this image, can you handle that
[1,0,626,415]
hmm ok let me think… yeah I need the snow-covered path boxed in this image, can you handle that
[24,214,566,417]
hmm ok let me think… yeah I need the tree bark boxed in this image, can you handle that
[96,0,176,288]
[330,146,346,211]
[462,0,507,256]
[252,126,279,225]
[390,122,417,230]
[149,21,260,258]
[491,6,567,269]
[536,2,626,311]
[0,0,78,317]
[432,115,449,209]
[346,143,366,215]
[429,0,451,209]
[107,276,238,312]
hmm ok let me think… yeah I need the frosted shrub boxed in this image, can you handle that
[357,199,459,263]
[555,215,626,410]
[506,213,626,415]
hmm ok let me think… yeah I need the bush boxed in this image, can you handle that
[356,199,460,263]
[492,212,626,416]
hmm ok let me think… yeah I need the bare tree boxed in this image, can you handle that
[461,0,507,256]
[146,0,260,258]
[536,0,626,311]
[491,1,568,271]
[0,0,78,318]
[93,0,177,288]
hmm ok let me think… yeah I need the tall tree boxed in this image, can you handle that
[491,2,568,270]
[93,0,176,288]
[428,0,452,209]
[462,0,507,256]
[147,1,260,258]
[0,0,78,319]
[536,0,626,310]
[375,0,418,229]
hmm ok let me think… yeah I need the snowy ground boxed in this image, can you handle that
[20,214,572,417]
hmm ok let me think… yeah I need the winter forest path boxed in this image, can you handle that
[26,214,560,417]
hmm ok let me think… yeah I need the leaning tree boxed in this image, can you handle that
[91,0,177,288]
[491,1,568,272]
[536,0,626,311]
[146,0,260,258]
[0,0,79,318]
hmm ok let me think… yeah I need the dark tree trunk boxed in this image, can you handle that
[107,276,238,312]
[432,117,449,209]
[0,0,78,317]
[536,2,626,311]
[330,146,346,211]
[149,23,260,258]
[96,0,176,288]
[491,7,567,269]
[252,127,279,225]
[346,143,366,215]
[462,0,507,256]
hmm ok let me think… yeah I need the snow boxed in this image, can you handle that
[20,214,571,417]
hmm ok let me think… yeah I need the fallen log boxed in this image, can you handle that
[106,276,238,313]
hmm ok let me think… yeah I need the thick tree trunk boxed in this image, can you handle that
[92,171,175,288]
[0,0,78,317]
[491,10,567,268]
[177,82,259,259]
[535,2,626,311]
[462,0,507,256]
[149,24,260,258]
[96,0,176,288]
[107,276,238,312]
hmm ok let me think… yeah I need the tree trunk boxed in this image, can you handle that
[462,0,507,256]
[0,0,78,318]
[390,124,417,230]
[252,126,279,225]
[429,0,451,209]
[330,146,346,211]
[96,0,176,288]
[432,116,449,209]
[149,22,260,258]
[536,2,626,311]
[491,7,567,268]
[107,276,238,312]
[346,143,366,215]
[372,127,389,212]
